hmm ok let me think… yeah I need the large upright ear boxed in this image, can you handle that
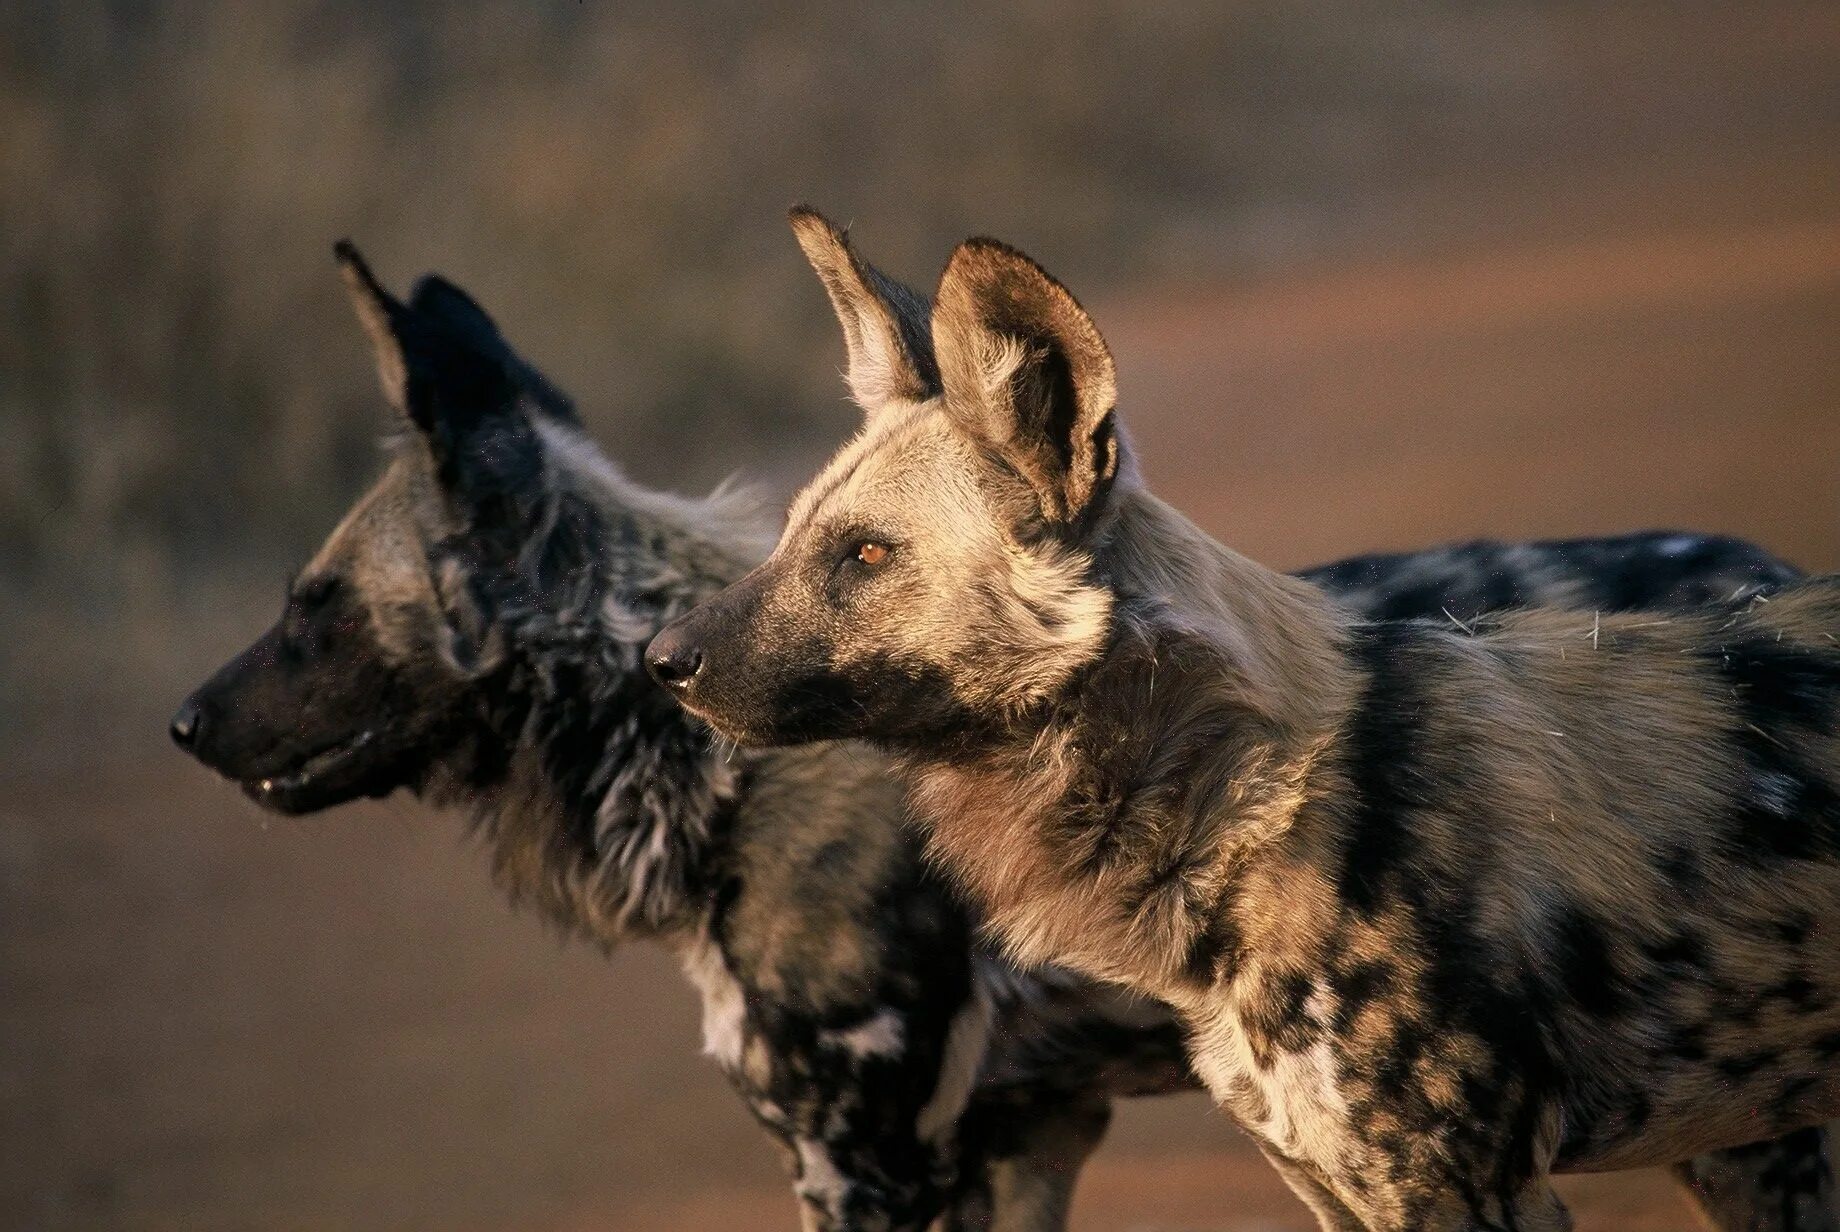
[336,239,415,415]
[789,207,939,415]
[931,238,1120,527]
[333,241,548,503]
[335,241,522,435]
[408,271,578,425]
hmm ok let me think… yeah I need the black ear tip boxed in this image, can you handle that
[409,273,481,315]
[788,204,844,243]
[334,239,385,287]
[788,203,837,226]
[959,235,1027,261]
[334,240,399,313]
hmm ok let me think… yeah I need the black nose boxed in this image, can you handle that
[646,633,704,692]
[170,697,204,750]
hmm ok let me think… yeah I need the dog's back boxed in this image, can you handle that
[984,528,1808,1098]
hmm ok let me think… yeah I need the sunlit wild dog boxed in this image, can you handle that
[649,209,1840,1231]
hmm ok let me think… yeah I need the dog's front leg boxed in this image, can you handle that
[743,1003,982,1232]
[771,1125,951,1232]
[939,1090,1112,1232]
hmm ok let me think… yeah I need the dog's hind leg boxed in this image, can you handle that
[1672,1127,1839,1232]
[941,1092,1112,1232]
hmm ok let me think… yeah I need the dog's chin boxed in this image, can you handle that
[237,731,408,815]
[674,698,826,750]
[682,709,775,749]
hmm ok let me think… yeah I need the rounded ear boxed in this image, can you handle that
[409,272,578,426]
[335,240,510,439]
[335,241,576,434]
[408,274,504,348]
[931,238,1120,527]
[333,242,569,515]
[789,206,939,415]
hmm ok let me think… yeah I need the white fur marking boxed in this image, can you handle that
[916,968,996,1142]
[533,417,774,562]
[1187,984,1350,1170]
[1255,989,1350,1159]
[794,1138,852,1214]
[681,940,747,1072]
[822,1009,906,1059]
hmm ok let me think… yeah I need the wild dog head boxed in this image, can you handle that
[648,211,1125,746]
[172,242,587,813]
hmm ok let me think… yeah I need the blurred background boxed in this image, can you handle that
[2,2,1837,1228]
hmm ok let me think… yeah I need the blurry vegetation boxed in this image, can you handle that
[2,1,1837,749]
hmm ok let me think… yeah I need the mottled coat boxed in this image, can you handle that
[651,212,1840,1231]
[172,245,1179,1232]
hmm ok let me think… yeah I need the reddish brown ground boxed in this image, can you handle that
[6,162,1838,1231]
[0,768,1738,1231]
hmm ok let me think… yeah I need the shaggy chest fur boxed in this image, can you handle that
[447,494,1194,1231]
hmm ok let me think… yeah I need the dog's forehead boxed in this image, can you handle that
[304,454,437,582]
[784,403,972,539]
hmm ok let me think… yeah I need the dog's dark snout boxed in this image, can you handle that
[646,630,705,692]
[170,696,204,751]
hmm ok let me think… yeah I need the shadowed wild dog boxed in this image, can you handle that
[649,209,1840,1231]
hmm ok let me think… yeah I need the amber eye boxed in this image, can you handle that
[855,542,889,567]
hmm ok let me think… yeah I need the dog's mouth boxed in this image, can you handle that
[241,730,383,814]
[669,696,775,749]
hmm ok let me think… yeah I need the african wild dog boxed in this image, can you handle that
[649,209,1840,1231]
[171,243,1188,1232]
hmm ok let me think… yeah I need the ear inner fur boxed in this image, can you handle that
[931,237,1120,525]
[334,239,411,413]
[790,206,939,411]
